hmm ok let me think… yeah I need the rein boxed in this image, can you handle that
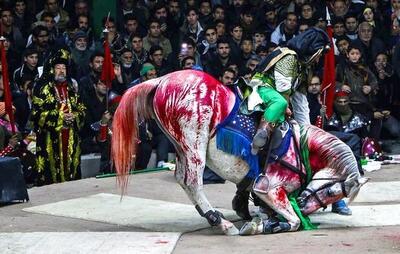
[302,178,348,209]
[268,121,307,185]
[270,123,348,209]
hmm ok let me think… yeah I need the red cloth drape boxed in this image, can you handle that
[321,25,336,119]
[0,40,15,133]
[101,40,115,88]
[57,83,70,176]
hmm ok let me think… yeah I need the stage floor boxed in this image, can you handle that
[1,164,400,254]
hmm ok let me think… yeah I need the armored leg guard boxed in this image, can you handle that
[204,210,224,226]
[239,217,264,235]
[262,218,291,234]
[196,205,225,226]
[239,217,291,235]
[251,120,274,155]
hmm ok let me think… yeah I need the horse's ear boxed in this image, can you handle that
[344,172,358,186]
[346,175,369,203]
[344,172,359,198]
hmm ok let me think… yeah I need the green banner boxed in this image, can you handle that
[91,0,116,38]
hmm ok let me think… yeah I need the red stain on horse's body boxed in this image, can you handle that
[153,70,233,142]
[309,154,328,171]
[266,143,302,192]
[307,129,337,170]
[268,163,299,181]
[274,187,290,209]
[276,187,286,203]
[152,70,235,185]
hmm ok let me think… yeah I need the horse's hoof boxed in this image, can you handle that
[219,218,239,236]
[239,217,263,236]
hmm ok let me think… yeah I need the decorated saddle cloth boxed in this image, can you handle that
[215,95,292,179]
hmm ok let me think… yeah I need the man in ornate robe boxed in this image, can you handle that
[32,48,85,185]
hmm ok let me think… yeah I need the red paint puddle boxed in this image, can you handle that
[155,240,169,244]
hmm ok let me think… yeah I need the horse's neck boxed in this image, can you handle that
[303,124,359,177]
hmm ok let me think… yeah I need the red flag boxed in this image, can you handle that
[0,39,16,133]
[321,23,336,119]
[101,39,115,89]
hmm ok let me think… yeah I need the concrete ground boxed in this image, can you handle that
[1,162,400,253]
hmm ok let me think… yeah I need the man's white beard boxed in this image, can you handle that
[55,75,66,83]
[76,44,87,51]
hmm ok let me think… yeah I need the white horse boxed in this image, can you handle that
[112,70,368,235]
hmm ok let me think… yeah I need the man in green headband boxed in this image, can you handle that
[129,63,157,87]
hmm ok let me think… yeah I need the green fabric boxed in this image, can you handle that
[91,0,117,38]
[279,126,318,230]
[32,79,86,185]
[140,63,155,76]
[300,126,313,185]
[288,191,318,230]
[257,86,287,123]
[242,87,252,98]
[274,54,298,82]
[287,125,318,230]
[253,72,275,88]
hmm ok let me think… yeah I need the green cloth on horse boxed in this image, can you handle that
[288,192,318,230]
[288,125,318,230]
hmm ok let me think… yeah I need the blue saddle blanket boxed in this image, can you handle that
[215,96,292,179]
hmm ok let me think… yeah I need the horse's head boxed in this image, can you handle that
[298,170,369,215]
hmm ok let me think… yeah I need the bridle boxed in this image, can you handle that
[300,177,348,210]
[268,121,349,210]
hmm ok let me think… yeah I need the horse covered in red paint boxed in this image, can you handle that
[112,70,367,235]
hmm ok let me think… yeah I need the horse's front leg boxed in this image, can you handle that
[240,177,300,235]
[174,155,239,236]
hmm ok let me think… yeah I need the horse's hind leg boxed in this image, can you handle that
[174,144,239,235]
[240,185,301,235]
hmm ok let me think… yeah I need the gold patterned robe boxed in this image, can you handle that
[32,79,85,185]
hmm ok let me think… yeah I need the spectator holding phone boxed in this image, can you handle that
[168,37,201,71]
[370,52,400,140]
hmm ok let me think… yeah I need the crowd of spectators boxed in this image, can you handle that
[0,0,400,186]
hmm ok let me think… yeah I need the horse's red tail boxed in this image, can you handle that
[111,83,156,193]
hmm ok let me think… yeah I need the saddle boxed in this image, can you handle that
[269,121,290,151]
[215,92,292,180]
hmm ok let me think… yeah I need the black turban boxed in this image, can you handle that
[287,27,330,63]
